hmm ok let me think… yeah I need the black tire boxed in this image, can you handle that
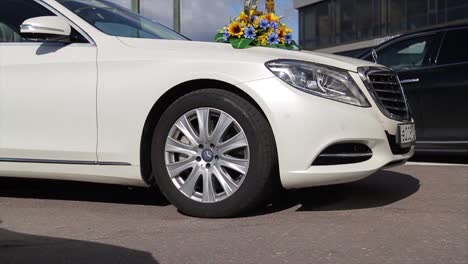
[151,89,278,218]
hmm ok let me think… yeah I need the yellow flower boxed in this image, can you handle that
[258,34,268,46]
[277,25,292,43]
[277,26,286,38]
[237,12,249,23]
[277,30,286,43]
[252,18,260,28]
[265,13,279,22]
[228,21,244,38]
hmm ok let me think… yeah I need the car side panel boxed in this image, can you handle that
[94,39,274,165]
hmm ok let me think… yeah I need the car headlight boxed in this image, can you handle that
[265,59,370,107]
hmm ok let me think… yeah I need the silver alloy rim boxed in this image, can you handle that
[164,108,250,203]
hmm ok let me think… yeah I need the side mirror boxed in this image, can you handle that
[20,16,71,42]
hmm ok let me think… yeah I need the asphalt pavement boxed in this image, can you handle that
[0,164,467,264]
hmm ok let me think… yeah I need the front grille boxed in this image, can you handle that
[364,69,410,121]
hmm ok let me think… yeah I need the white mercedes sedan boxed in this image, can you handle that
[0,0,415,217]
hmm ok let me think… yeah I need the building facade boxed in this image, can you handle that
[294,0,468,54]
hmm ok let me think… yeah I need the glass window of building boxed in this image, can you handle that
[298,0,468,51]
[340,0,355,42]
[355,0,375,40]
[316,2,332,47]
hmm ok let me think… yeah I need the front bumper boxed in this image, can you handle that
[239,74,414,189]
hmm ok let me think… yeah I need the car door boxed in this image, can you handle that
[365,33,442,141]
[0,0,97,163]
[419,27,468,147]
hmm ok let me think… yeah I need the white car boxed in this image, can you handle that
[0,0,415,217]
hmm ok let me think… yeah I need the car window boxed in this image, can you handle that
[57,0,188,41]
[437,28,468,65]
[0,0,53,42]
[375,35,436,70]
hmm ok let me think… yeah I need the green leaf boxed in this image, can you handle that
[267,43,287,49]
[230,38,253,49]
[276,43,287,49]
[290,40,301,49]
[215,32,225,42]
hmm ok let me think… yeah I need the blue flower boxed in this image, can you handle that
[223,29,229,41]
[267,32,280,45]
[259,19,269,29]
[244,26,256,39]
[250,15,258,23]
[284,33,293,45]
[270,22,279,31]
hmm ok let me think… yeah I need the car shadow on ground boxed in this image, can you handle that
[0,171,419,216]
[0,177,170,206]
[252,170,420,216]
[0,223,159,264]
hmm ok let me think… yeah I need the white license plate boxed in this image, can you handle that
[397,123,416,146]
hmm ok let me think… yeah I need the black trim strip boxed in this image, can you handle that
[0,158,131,166]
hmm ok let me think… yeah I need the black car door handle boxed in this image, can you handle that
[400,78,420,84]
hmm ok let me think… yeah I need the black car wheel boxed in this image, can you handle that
[151,89,278,218]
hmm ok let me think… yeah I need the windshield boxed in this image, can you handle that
[57,0,188,40]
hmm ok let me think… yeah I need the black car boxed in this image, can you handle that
[358,24,468,155]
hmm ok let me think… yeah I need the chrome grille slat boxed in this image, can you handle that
[370,81,400,85]
[374,89,400,93]
[364,68,411,121]
[380,97,406,103]
[385,105,407,111]
[369,73,395,76]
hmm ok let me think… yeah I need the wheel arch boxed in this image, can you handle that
[139,79,276,185]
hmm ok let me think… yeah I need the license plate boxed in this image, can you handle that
[397,123,416,146]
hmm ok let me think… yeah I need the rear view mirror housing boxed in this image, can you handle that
[20,16,71,43]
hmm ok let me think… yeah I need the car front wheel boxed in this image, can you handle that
[151,89,277,218]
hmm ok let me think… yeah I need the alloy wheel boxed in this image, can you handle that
[164,108,250,203]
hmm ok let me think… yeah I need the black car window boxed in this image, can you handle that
[437,28,468,65]
[0,0,54,42]
[375,35,436,70]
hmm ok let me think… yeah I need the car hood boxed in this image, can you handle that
[118,38,377,73]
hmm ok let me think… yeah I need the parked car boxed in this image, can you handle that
[0,0,415,218]
[358,24,468,155]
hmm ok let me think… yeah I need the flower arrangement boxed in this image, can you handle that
[215,0,298,49]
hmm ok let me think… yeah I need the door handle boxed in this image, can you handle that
[400,78,419,84]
